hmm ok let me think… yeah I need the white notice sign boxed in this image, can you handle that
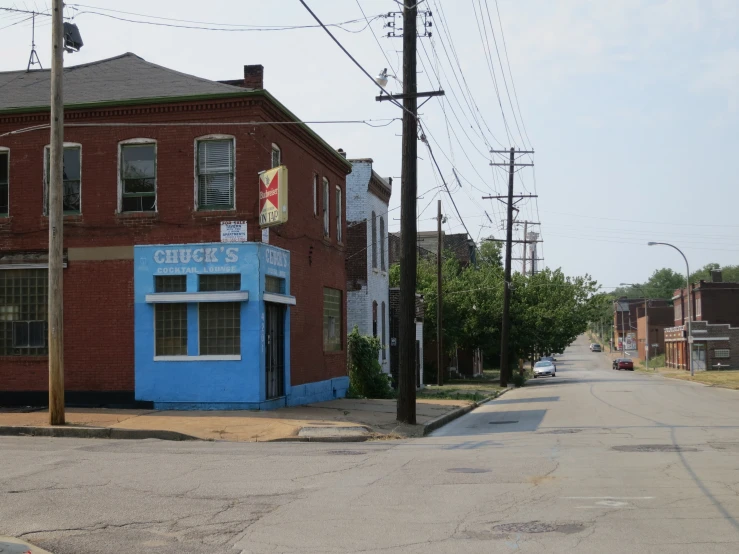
[221,221,248,243]
[262,228,270,244]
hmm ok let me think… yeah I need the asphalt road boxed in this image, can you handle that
[3,334,739,553]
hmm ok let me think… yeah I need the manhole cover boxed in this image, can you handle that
[611,444,698,453]
[327,450,366,456]
[541,429,583,434]
[491,521,586,535]
[447,468,491,474]
[488,421,519,425]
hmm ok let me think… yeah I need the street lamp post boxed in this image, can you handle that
[621,283,650,370]
[647,242,692,376]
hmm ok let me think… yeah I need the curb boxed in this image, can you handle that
[422,388,512,436]
[0,425,200,441]
[269,435,370,443]
[0,536,52,554]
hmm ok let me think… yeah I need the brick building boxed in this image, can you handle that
[665,270,739,371]
[0,53,351,408]
[345,158,392,373]
[635,304,673,360]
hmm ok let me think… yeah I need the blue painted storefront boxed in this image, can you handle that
[134,242,348,410]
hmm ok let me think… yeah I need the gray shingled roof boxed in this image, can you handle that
[0,53,247,112]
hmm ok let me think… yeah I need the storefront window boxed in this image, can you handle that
[155,276,187,356]
[323,287,342,352]
[199,274,240,355]
[0,269,48,356]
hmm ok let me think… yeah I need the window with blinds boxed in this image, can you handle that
[197,139,234,210]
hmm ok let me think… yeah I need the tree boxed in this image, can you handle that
[645,268,685,300]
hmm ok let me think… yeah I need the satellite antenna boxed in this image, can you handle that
[27,12,42,71]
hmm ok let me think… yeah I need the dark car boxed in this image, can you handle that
[613,358,634,371]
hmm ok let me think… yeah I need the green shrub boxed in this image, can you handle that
[347,327,393,399]
[511,372,527,387]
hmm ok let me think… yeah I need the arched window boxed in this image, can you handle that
[371,211,377,269]
[379,216,386,271]
[271,143,281,168]
[372,301,378,337]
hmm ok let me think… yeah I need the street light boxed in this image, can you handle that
[620,283,651,370]
[647,242,692,376]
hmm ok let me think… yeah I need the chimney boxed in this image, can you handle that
[711,269,723,283]
[337,148,347,158]
[244,65,264,89]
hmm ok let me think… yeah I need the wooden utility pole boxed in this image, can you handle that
[396,0,418,423]
[486,149,535,386]
[436,199,443,386]
[522,221,528,276]
[499,148,515,387]
[48,0,65,425]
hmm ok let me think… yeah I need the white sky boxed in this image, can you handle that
[1,0,738,290]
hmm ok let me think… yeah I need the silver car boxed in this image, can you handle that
[533,361,556,378]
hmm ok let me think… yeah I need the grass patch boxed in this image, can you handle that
[656,368,739,390]
[637,354,665,371]
[418,378,504,401]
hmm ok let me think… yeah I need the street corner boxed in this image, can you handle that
[295,425,372,442]
[0,536,52,554]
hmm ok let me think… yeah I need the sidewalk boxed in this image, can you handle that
[0,397,492,443]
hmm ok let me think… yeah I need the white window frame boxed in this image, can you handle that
[271,143,281,168]
[0,147,8,217]
[313,174,318,217]
[43,142,82,215]
[193,134,236,211]
[322,177,330,238]
[371,211,377,269]
[380,216,386,271]
[336,185,342,243]
[118,138,157,213]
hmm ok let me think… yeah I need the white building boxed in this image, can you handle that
[345,158,392,373]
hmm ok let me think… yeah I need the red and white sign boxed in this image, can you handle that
[259,166,288,227]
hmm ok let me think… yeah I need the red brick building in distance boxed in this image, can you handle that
[0,53,351,406]
[665,270,739,371]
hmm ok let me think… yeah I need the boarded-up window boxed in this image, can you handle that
[323,287,342,351]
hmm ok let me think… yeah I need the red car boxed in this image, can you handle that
[613,358,634,371]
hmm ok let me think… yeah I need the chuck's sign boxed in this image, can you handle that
[259,166,288,227]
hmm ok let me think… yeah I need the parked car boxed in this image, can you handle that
[540,356,557,366]
[592,344,602,352]
[613,358,634,371]
[533,360,556,378]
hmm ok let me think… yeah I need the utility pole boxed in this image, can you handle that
[396,0,419,423]
[436,200,443,386]
[375,8,443,423]
[485,149,535,387]
[48,0,65,425]
[522,221,528,275]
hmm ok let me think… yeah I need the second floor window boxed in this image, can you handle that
[371,211,377,269]
[0,151,7,216]
[380,216,386,271]
[313,174,318,216]
[197,139,234,210]
[120,143,156,212]
[336,186,342,243]
[44,145,81,214]
[271,144,281,168]
[322,177,330,237]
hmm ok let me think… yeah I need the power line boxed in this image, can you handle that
[297,0,412,117]
[494,0,533,148]
[354,0,398,76]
